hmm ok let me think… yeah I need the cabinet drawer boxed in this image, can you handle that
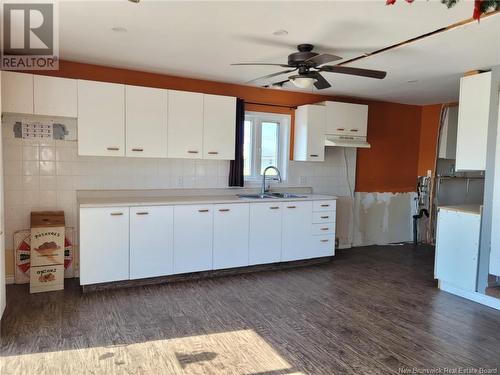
[313,211,335,224]
[312,223,335,236]
[313,200,336,212]
[313,235,335,257]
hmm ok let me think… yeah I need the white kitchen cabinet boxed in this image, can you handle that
[249,202,282,265]
[293,104,326,162]
[129,206,174,279]
[125,85,168,158]
[325,101,368,137]
[435,207,480,292]
[167,90,203,159]
[456,72,491,171]
[1,71,33,114]
[34,75,77,117]
[173,204,213,273]
[0,73,5,318]
[281,201,313,261]
[203,94,236,160]
[438,106,458,160]
[213,203,249,270]
[78,80,125,156]
[79,207,129,285]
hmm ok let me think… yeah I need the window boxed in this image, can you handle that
[243,112,290,181]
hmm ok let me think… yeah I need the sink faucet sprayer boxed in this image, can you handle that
[261,166,282,195]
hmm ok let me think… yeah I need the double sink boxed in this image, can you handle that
[237,192,307,199]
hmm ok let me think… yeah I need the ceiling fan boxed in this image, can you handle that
[232,44,387,90]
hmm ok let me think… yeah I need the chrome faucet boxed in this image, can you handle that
[261,166,282,195]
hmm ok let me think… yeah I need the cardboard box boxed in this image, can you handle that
[30,211,65,293]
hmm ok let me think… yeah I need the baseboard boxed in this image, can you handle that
[439,281,500,311]
[5,275,15,285]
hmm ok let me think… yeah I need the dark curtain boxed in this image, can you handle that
[228,98,245,187]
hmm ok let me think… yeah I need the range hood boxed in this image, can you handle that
[325,135,371,148]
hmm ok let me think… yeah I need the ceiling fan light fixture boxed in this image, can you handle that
[290,76,317,89]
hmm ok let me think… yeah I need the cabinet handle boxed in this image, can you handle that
[188,150,199,154]
[320,227,329,231]
[320,204,330,207]
[198,209,209,212]
[337,128,345,131]
[110,212,123,216]
[310,154,319,157]
[136,212,149,215]
[321,216,329,219]
[320,239,329,243]
[287,206,296,209]
[0,231,3,235]
[269,206,279,210]
[107,147,119,151]
[208,151,219,155]
[218,208,230,212]
[132,148,144,152]
[350,129,359,132]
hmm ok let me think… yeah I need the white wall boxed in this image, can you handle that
[2,114,358,279]
[0,70,6,317]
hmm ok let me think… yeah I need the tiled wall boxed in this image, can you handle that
[2,115,356,276]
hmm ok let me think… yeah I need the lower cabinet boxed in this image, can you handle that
[281,201,313,261]
[249,202,283,265]
[129,206,174,279]
[213,203,250,270]
[173,204,213,274]
[80,207,130,285]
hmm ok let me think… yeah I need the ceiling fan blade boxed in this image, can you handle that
[232,63,291,68]
[307,72,331,90]
[319,65,387,79]
[304,53,342,66]
[246,69,297,84]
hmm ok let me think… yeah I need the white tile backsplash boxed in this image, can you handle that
[2,116,356,252]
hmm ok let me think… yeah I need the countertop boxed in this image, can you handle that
[78,194,337,208]
[438,204,482,215]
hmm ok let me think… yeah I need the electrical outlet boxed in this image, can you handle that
[176,176,183,187]
[427,169,432,177]
[299,176,307,185]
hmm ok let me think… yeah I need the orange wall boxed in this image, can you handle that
[23,60,430,193]
[417,104,443,177]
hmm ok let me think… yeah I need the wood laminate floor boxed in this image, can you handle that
[1,244,500,375]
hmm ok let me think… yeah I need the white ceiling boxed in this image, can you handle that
[58,0,500,105]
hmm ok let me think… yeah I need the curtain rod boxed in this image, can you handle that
[244,101,297,110]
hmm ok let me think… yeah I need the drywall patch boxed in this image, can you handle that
[353,192,415,247]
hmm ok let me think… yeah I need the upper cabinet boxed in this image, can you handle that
[203,94,236,160]
[125,85,168,158]
[34,75,77,117]
[78,80,125,157]
[167,90,204,159]
[456,72,491,171]
[438,106,458,160]
[325,101,368,137]
[293,104,326,162]
[1,71,33,114]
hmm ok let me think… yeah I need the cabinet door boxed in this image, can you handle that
[281,201,313,261]
[173,205,213,274]
[34,75,77,117]
[79,207,129,285]
[326,102,368,137]
[456,72,491,171]
[0,76,5,317]
[77,80,125,156]
[311,235,335,258]
[213,203,249,270]
[1,71,33,114]
[130,206,174,279]
[294,105,325,162]
[249,202,282,265]
[167,90,203,159]
[203,94,236,160]
[125,85,168,158]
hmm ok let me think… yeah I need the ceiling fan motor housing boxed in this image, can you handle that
[288,44,318,67]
